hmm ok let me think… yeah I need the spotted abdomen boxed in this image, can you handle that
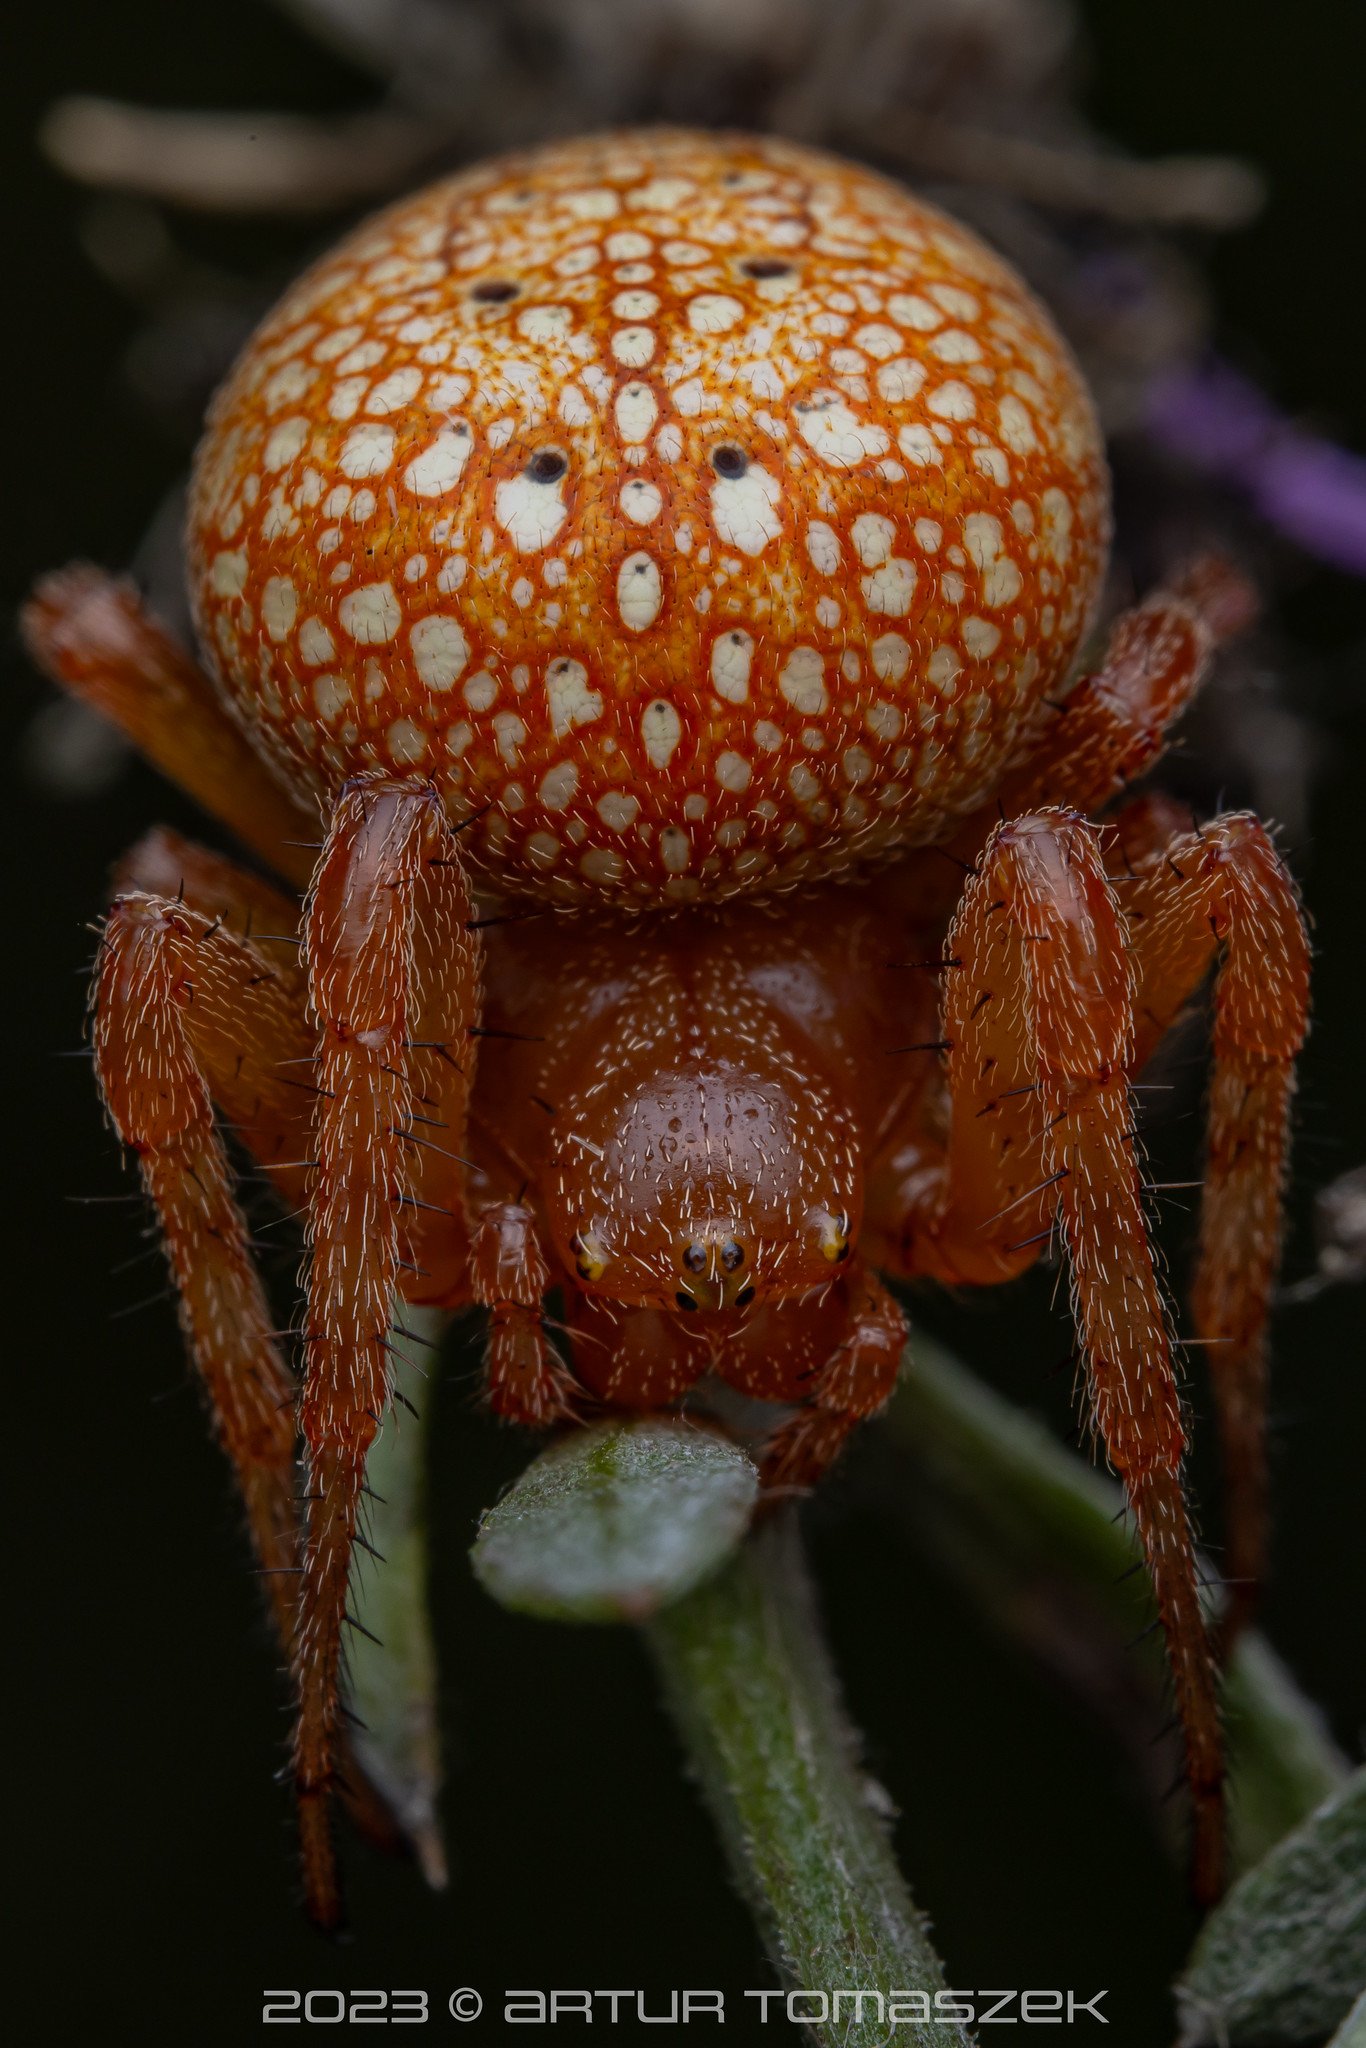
[188,127,1108,904]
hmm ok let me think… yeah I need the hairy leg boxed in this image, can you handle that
[714,1265,905,1492]
[1113,811,1310,1639]
[470,1201,580,1424]
[112,828,461,1870]
[905,808,1225,1900]
[93,884,310,1657]
[931,559,1253,906]
[23,566,318,888]
[296,776,480,1929]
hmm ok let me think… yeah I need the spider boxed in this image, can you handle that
[26,128,1309,1931]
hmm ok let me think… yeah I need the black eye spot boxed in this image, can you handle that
[472,279,520,303]
[711,444,749,480]
[525,449,568,485]
[682,1242,707,1275]
[833,1241,850,1263]
[741,257,792,279]
[721,1239,745,1272]
[676,1291,698,1312]
[735,1286,755,1308]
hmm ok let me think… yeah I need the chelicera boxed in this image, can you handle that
[25,127,1310,1930]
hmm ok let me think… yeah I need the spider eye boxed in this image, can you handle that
[720,1238,745,1272]
[734,1285,756,1308]
[682,1241,708,1275]
[571,1230,608,1283]
[675,1290,698,1312]
[811,1207,851,1264]
[710,444,749,480]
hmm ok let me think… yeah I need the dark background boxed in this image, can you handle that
[4,4,1364,2043]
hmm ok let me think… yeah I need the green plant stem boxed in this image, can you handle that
[646,1511,973,2048]
[877,1336,1347,1870]
[346,1303,448,1888]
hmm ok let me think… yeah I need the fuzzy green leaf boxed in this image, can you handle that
[471,1417,758,1622]
[1176,1766,1366,2045]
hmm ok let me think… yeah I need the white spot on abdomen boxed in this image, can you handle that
[998,395,1038,454]
[1041,487,1074,565]
[597,790,639,831]
[620,478,663,524]
[796,395,889,468]
[851,514,895,566]
[962,616,1001,659]
[261,577,297,643]
[805,522,841,576]
[339,421,396,479]
[779,647,827,715]
[517,305,574,342]
[263,417,308,471]
[539,761,579,810]
[617,552,663,630]
[211,549,248,598]
[614,382,658,442]
[641,697,682,768]
[711,629,754,702]
[711,465,783,556]
[612,327,656,367]
[386,717,428,764]
[714,750,751,792]
[898,424,939,466]
[297,617,335,666]
[497,473,569,553]
[862,558,918,616]
[659,825,691,872]
[875,359,926,404]
[339,581,401,645]
[871,634,911,681]
[688,293,744,334]
[547,657,603,735]
[492,711,527,763]
[410,615,469,690]
[367,367,423,415]
[927,381,977,421]
[404,427,472,497]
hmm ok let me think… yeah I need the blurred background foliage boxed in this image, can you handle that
[5,4,1365,2042]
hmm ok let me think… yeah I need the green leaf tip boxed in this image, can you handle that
[1176,1764,1366,2046]
[471,1417,759,1623]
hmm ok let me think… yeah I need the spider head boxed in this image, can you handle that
[546,1050,861,1314]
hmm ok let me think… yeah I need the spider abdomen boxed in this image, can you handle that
[188,128,1108,904]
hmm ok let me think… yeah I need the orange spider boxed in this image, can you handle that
[25,129,1309,1930]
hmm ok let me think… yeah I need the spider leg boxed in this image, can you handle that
[906,808,1225,1901]
[92,884,312,1659]
[711,1264,905,1491]
[999,588,1212,818]
[470,1201,581,1424]
[115,824,305,982]
[296,776,479,1930]
[1111,809,1311,1642]
[23,566,318,887]
[938,560,1251,892]
[113,826,464,1877]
